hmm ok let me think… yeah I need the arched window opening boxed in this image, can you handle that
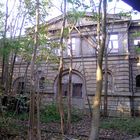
[136,75,140,87]
[13,77,25,94]
[55,71,84,98]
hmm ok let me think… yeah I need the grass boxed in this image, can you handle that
[100,117,140,134]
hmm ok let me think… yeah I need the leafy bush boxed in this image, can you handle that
[41,103,82,123]
[41,103,61,123]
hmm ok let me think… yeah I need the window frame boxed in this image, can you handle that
[39,77,45,90]
[108,34,119,53]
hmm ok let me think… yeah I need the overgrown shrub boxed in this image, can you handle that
[41,103,83,123]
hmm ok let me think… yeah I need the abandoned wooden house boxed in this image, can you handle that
[8,13,140,116]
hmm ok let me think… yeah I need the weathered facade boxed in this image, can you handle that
[7,13,140,116]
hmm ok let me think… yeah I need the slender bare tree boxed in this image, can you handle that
[28,0,41,139]
[89,0,107,139]
[57,0,67,135]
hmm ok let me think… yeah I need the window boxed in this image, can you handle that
[67,38,76,56]
[108,34,119,53]
[17,82,25,94]
[81,36,95,56]
[72,83,82,98]
[62,84,68,96]
[53,48,60,56]
[39,77,45,89]
[134,39,140,52]
[61,83,82,98]
[136,75,140,87]
[134,40,140,47]
[103,72,113,91]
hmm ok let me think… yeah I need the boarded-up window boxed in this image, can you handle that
[72,83,82,98]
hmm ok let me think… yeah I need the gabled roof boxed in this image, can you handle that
[46,12,130,25]
[45,12,131,31]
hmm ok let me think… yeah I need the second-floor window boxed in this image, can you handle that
[66,37,82,57]
[108,34,119,53]
[67,38,76,56]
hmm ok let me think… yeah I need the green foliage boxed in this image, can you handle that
[24,0,51,24]
[92,13,100,21]
[4,111,28,121]
[2,102,82,124]
[0,114,27,135]
[68,0,90,11]
[132,31,140,38]
[63,28,69,37]
[67,10,85,25]
[41,103,60,123]
[41,103,82,123]
[135,47,140,53]
[118,11,132,18]
[101,117,140,134]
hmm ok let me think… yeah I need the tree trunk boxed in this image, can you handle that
[104,48,108,117]
[28,0,40,139]
[89,0,107,139]
[67,35,72,134]
[57,0,67,136]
